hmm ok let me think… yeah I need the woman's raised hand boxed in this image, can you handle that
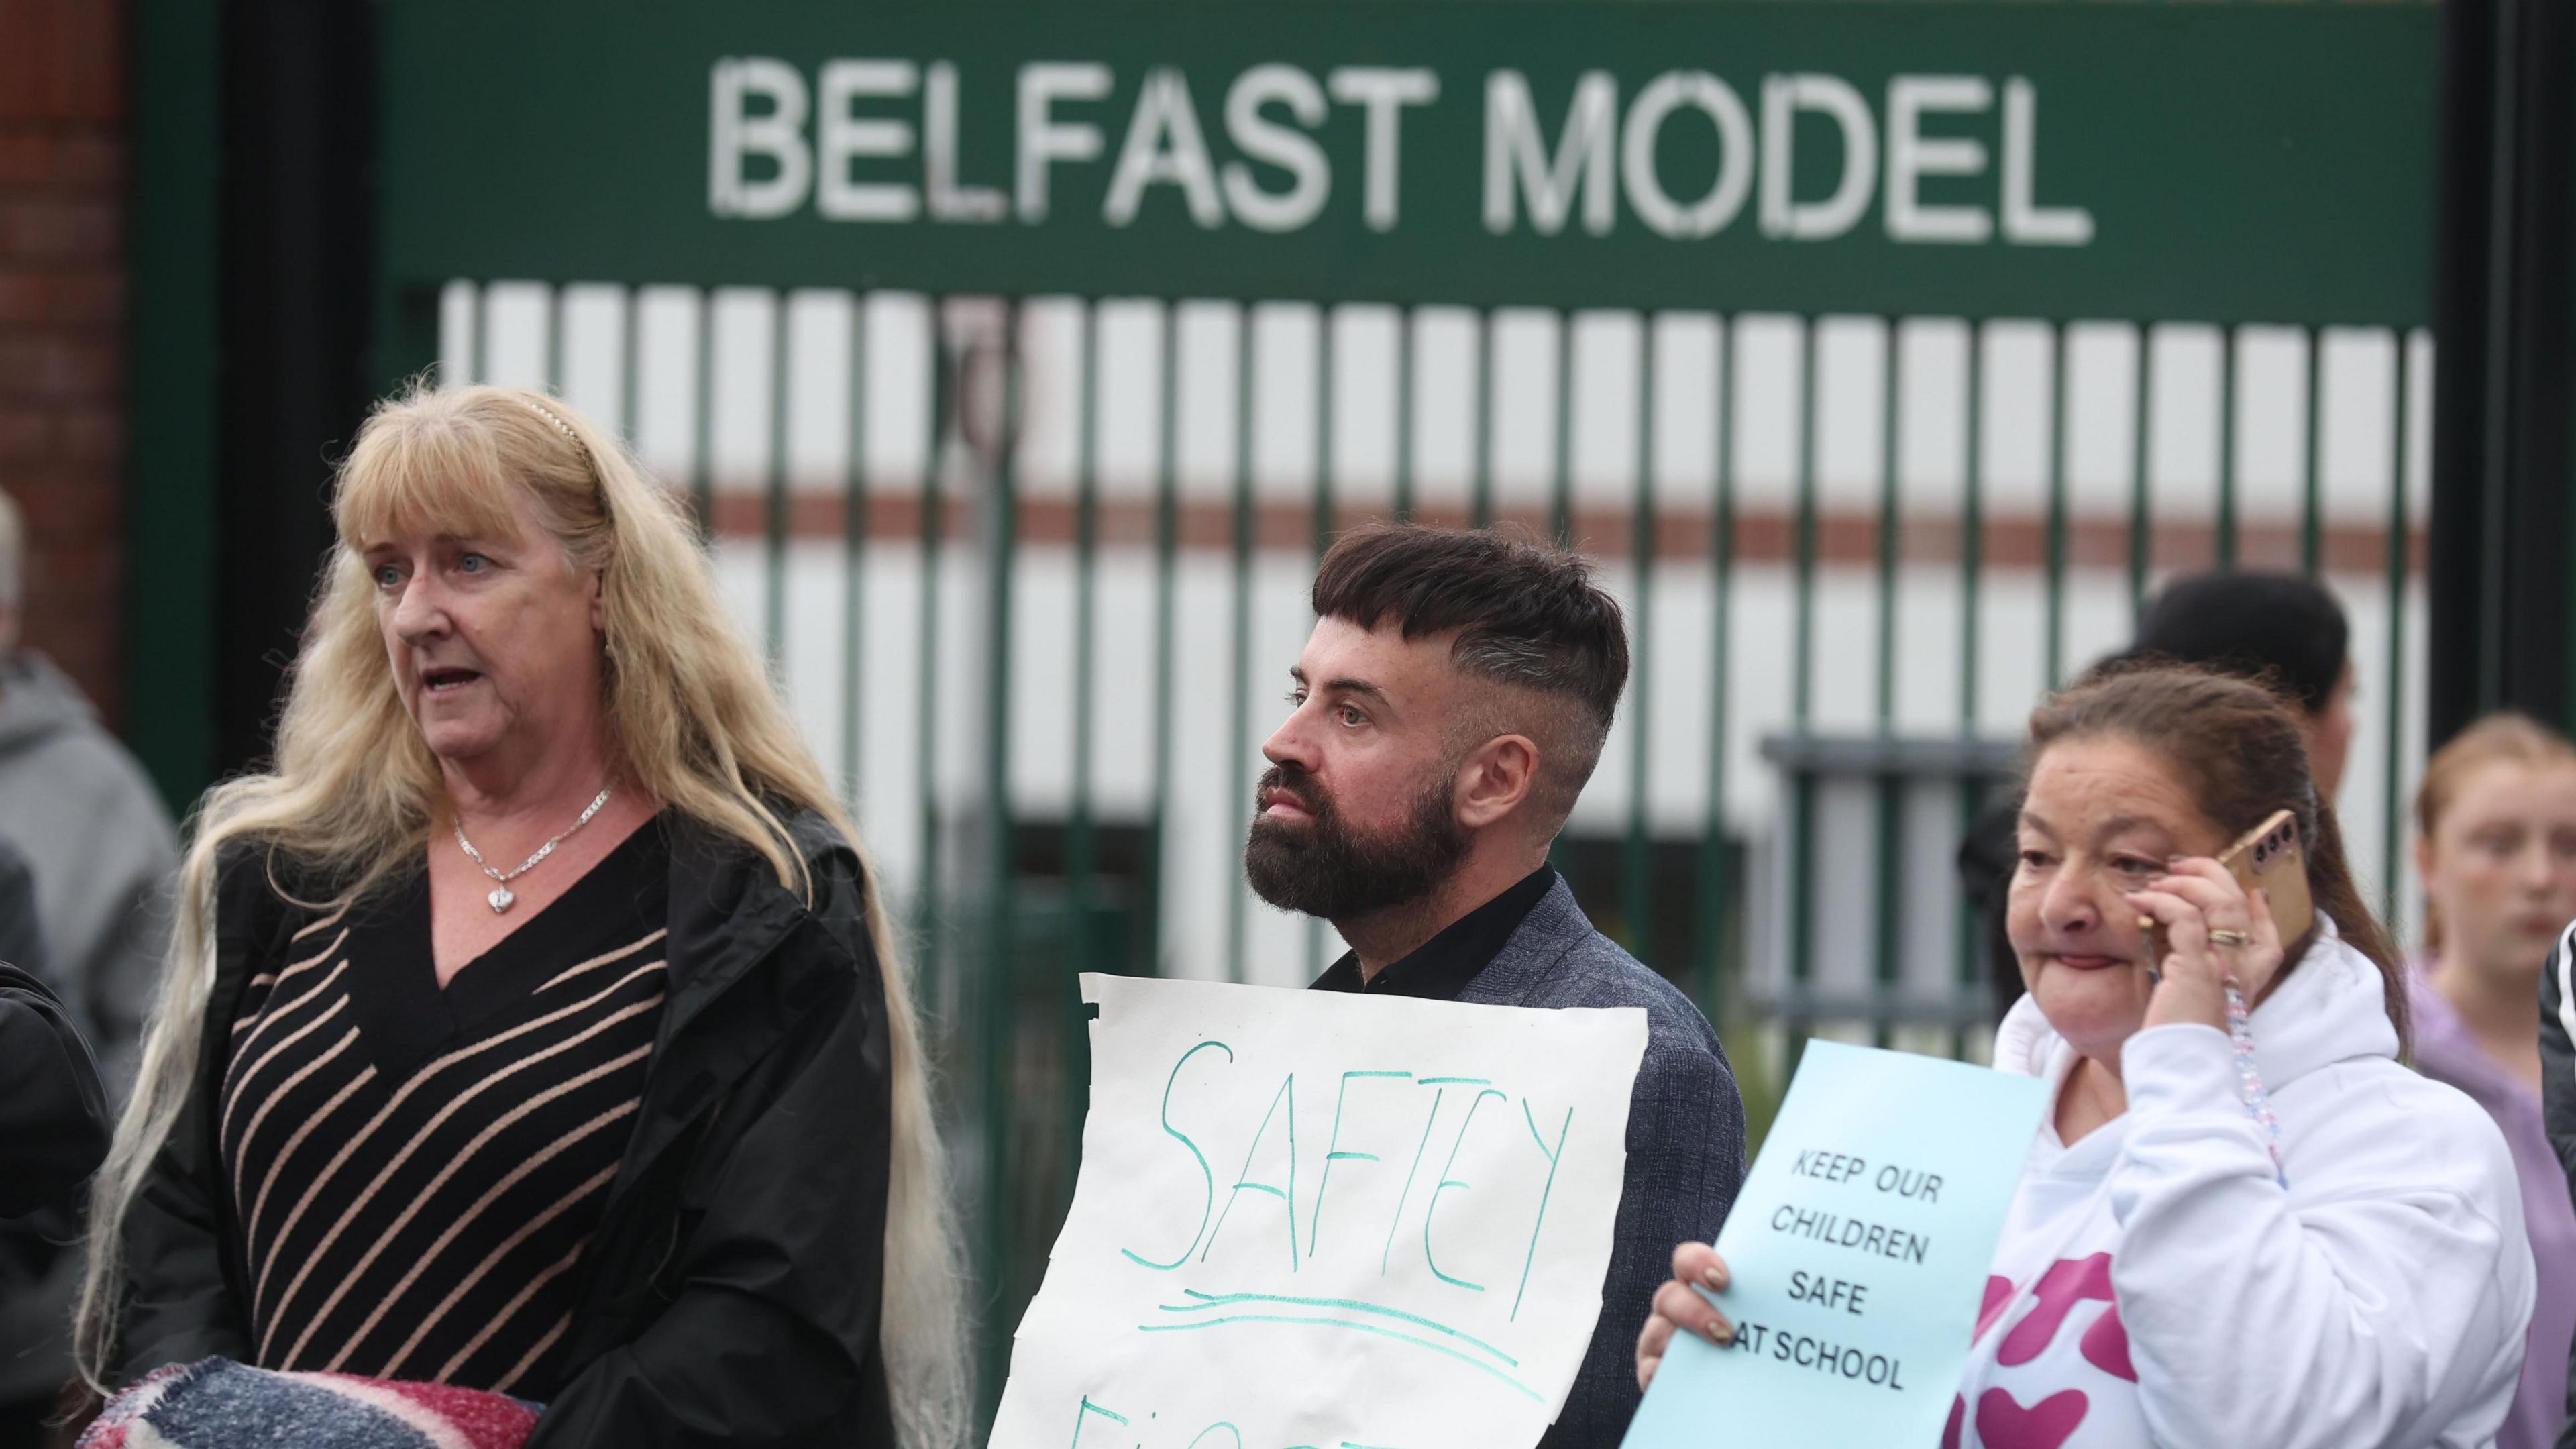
[2127,855,2287,1033]
[1635,1241,1735,1390]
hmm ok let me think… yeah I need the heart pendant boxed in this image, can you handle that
[487,885,516,913]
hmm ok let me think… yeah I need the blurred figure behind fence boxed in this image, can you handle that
[0,486,176,1093]
[1960,570,2357,1024]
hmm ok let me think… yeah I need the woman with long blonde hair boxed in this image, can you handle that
[76,384,968,1447]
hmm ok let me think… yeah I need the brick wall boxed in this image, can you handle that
[0,0,127,726]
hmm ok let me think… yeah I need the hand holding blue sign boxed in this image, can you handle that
[1623,1042,2049,1448]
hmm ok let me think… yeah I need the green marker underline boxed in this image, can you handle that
[1137,1313,1542,1401]
[1159,1289,1520,1367]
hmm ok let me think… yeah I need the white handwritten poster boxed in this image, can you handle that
[989,973,1651,1449]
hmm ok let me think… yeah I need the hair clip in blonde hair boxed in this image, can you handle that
[523,398,580,442]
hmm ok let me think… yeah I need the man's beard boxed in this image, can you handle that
[1242,761,1468,922]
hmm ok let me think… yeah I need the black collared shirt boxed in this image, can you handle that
[1307,865,1558,1000]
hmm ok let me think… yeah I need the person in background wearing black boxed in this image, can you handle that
[0,833,108,1449]
[0,963,103,1220]
[0,831,46,991]
[1957,571,2357,1024]
[2544,945,2576,1449]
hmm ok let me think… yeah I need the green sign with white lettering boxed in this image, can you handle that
[380,1,2434,325]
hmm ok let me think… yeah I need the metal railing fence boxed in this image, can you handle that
[429,280,2429,1405]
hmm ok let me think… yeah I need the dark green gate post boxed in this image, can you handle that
[125,0,222,812]
[2428,0,2576,744]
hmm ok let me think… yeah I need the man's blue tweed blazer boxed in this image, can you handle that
[1456,877,1747,1449]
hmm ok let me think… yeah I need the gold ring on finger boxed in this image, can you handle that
[2207,928,2250,948]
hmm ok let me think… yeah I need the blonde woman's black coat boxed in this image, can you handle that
[119,812,901,1447]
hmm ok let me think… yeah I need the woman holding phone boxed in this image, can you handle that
[1636,665,2534,1448]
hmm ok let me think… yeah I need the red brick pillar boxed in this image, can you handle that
[0,0,128,727]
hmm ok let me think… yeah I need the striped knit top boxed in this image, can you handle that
[217,818,670,1401]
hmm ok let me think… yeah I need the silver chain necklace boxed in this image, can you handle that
[453,787,613,913]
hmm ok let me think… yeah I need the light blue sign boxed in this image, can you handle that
[1623,1040,2048,1448]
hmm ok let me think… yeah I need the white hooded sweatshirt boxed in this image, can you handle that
[1951,928,2535,1449]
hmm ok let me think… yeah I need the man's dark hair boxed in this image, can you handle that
[1311,523,1628,817]
[2119,570,2351,716]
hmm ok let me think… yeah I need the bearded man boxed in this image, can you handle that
[1245,523,1745,1449]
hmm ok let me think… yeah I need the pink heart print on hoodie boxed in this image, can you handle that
[1941,1256,2136,1449]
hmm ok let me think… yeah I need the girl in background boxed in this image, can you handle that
[2412,714,2576,1449]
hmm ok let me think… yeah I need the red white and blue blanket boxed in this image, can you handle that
[80,1359,537,1449]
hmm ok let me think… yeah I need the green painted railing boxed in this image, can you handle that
[425,290,2429,1413]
